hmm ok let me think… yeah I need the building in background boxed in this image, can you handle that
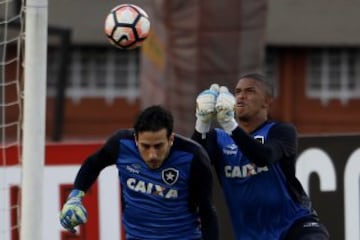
[2,1,359,239]
[265,0,360,134]
[43,0,360,140]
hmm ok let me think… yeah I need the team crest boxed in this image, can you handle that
[254,135,264,144]
[162,168,179,185]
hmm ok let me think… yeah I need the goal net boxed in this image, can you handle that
[0,0,24,239]
[1,0,47,239]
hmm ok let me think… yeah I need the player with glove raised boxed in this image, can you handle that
[195,83,219,136]
[195,84,238,135]
[192,73,329,240]
[215,86,238,134]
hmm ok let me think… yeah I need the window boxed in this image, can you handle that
[46,46,286,104]
[47,46,140,103]
[307,48,360,105]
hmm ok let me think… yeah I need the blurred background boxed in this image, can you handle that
[2,0,360,239]
[42,0,360,140]
[40,0,360,240]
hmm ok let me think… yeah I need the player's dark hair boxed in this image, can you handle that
[133,105,174,137]
[239,72,274,97]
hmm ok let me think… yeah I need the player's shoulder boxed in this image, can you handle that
[174,133,207,154]
[173,133,211,165]
[111,128,134,138]
[269,120,298,136]
[174,133,201,148]
[105,128,135,145]
[270,120,297,130]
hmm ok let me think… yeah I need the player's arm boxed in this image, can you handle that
[60,131,122,233]
[231,122,297,166]
[191,129,221,166]
[194,84,219,138]
[192,83,229,167]
[74,130,122,191]
[189,145,219,240]
[72,147,117,192]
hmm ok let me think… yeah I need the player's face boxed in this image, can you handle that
[234,78,271,122]
[135,128,174,169]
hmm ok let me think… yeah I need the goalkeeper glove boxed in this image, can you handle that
[60,189,88,233]
[215,86,238,134]
[195,83,220,135]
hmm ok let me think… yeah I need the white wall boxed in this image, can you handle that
[48,0,360,46]
[48,0,151,44]
[266,0,360,46]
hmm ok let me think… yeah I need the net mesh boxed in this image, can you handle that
[0,0,24,239]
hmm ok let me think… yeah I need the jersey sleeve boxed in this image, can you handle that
[191,130,222,165]
[189,144,219,240]
[231,122,297,166]
[73,131,122,192]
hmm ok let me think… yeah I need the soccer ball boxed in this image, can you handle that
[104,4,150,50]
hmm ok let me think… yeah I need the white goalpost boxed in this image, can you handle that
[20,0,48,239]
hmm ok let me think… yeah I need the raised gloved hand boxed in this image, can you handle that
[215,86,238,134]
[60,189,88,233]
[195,83,220,135]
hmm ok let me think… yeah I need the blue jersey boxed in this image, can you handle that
[117,135,201,239]
[74,129,218,240]
[192,121,315,240]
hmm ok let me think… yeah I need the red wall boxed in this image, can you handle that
[271,48,360,135]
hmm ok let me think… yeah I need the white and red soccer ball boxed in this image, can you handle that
[105,4,150,50]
